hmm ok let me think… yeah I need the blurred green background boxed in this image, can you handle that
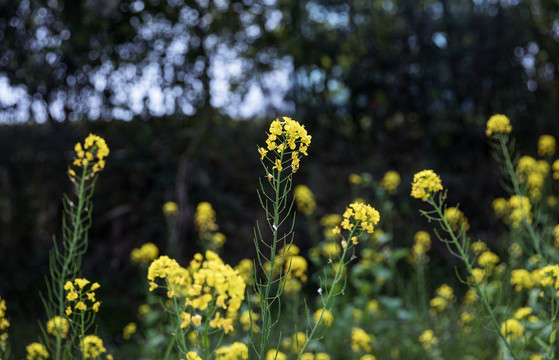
[2,0,559,356]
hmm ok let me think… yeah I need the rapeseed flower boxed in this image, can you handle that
[194,202,218,233]
[320,214,342,239]
[553,160,559,180]
[215,342,249,359]
[0,297,9,331]
[419,329,438,350]
[301,353,331,360]
[409,231,431,263]
[510,269,534,292]
[46,316,69,339]
[163,201,179,216]
[122,322,137,340]
[508,195,532,227]
[351,327,373,352]
[313,309,334,327]
[186,352,203,360]
[485,114,512,136]
[538,135,556,156]
[266,350,287,360]
[64,278,101,313]
[259,117,311,173]
[130,242,159,265]
[234,259,254,286]
[340,202,380,234]
[294,185,316,215]
[239,310,260,332]
[444,207,470,232]
[500,319,524,341]
[71,134,110,177]
[411,170,443,200]
[25,342,49,360]
[348,173,362,185]
[380,170,401,194]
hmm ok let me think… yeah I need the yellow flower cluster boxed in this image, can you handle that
[351,327,373,352]
[444,207,470,232]
[64,278,101,316]
[148,251,246,334]
[493,195,532,227]
[130,242,159,265]
[513,307,537,322]
[338,202,380,235]
[313,308,334,327]
[234,259,254,286]
[348,173,362,185]
[500,318,524,341]
[429,284,454,314]
[25,342,49,360]
[516,156,549,198]
[0,296,9,332]
[477,251,500,274]
[409,231,431,263]
[258,117,312,173]
[185,352,203,360]
[239,310,260,332]
[419,329,438,350]
[266,350,287,360]
[162,201,179,216]
[380,170,401,194]
[553,160,559,180]
[215,342,249,360]
[81,335,107,359]
[294,185,317,215]
[411,170,443,200]
[485,114,512,136]
[538,134,556,156]
[70,134,110,176]
[194,202,218,233]
[46,316,69,339]
[122,322,137,340]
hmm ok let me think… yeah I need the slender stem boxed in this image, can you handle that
[498,135,545,264]
[296,228,356,359]
[428,196,519,360]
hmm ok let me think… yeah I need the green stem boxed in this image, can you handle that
[296,228,356,359]
[428,196,520,360]
[55,165,89,360]
[498,135,545,264]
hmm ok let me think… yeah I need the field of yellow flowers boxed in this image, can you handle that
[2,114,559,360]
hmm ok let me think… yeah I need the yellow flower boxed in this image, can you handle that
[25,342,49,360]
[240,310,260,332]
[130,242,160,265]
[485,114,512,136]
[340,202,380,234]
[538,134,556,156]
[123,322,137,340]
[510,269,534,292]
[351,327,373,352]
[313,309,334,327]
[513,307,533,320]
[444,207,470,232]
[411,170,443,200]
[419,329,438,350]
[294,185,317,216]
[508,195,532,227]
[500,318,524,341]
[359,356,376,360]
[186,352,202,360]
[492,198,508,218]
[380,170,401,194]
[266,350,287,360]
[162,201,179,216]
[46,316,69,339]
[71,134,110,173]
[192,314,202,326]
[194,202,218,232]
[75,302,87,311]
[81,335,106,359]
[261,117,311,174]
[348,173,362,185]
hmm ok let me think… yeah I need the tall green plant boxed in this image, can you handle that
[41,134,109,360]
